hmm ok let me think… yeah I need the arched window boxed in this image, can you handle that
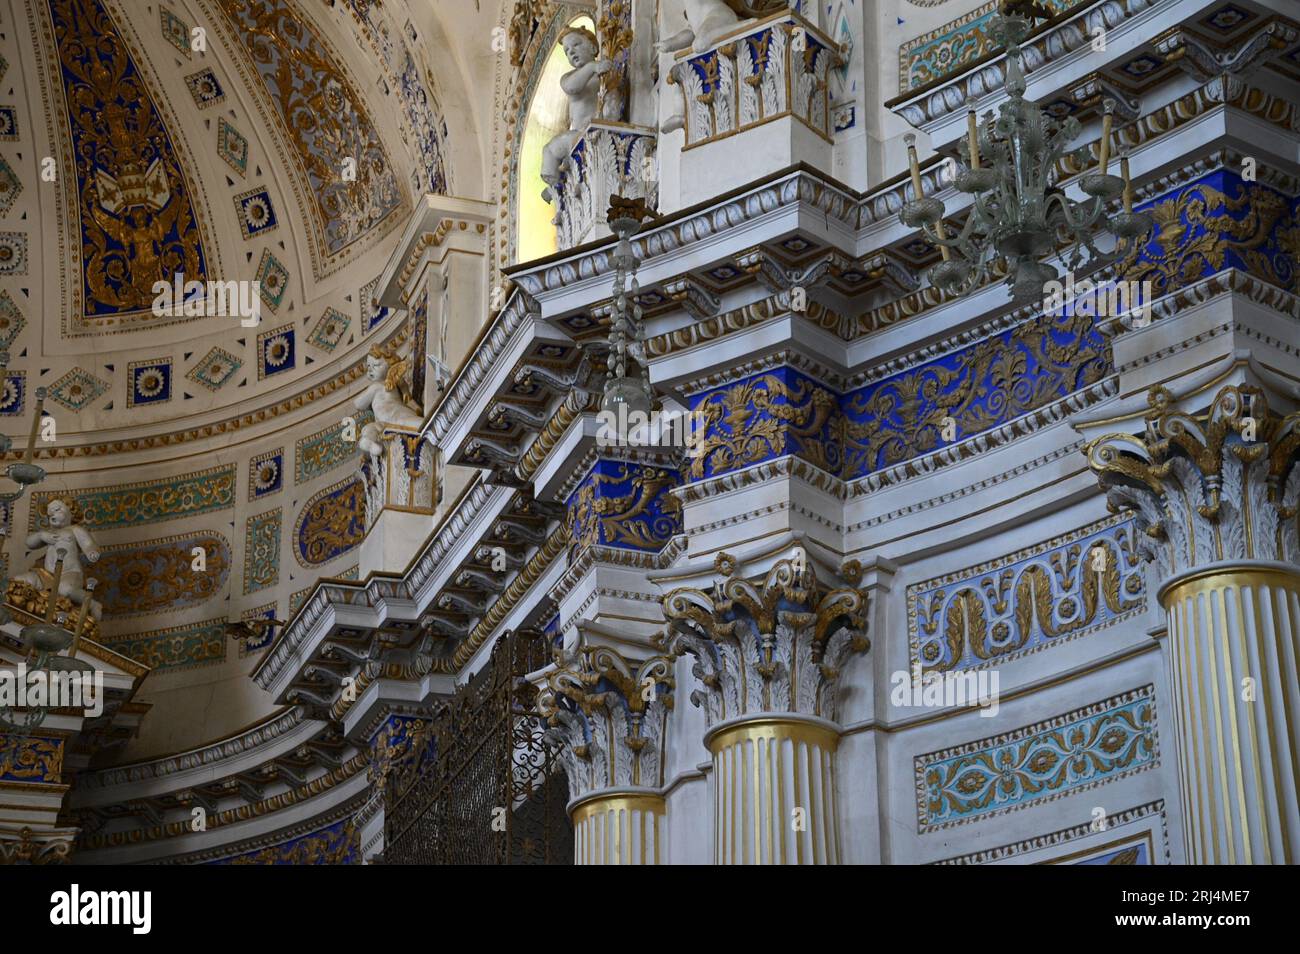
[515,14,595,263]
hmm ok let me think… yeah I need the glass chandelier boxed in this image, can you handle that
[900,10,1153,301]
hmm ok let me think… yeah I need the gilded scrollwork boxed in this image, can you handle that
[1116,172,1297,294]
[660,553,869,725]
[567,461,682,553]
[537,645,674,796]
[910,517,1146,672]
[47,0,210,322]
[844,311,1109,476]
[690,369,840,479]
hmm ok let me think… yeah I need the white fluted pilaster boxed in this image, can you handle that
[1159,562,1300,864]
[706,714,841,865]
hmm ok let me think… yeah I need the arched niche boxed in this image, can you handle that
[513,9,596,264]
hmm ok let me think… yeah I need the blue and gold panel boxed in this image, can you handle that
[240,603,280,657]
[915,685,1158,831]
[105,617,226,672]
[183,67,225,108]
[29,464,237,531]
[361,276,391,332]
[249,449,284,500]
[257,324,295,378]
[410,287,427,403]
[214,0,403,259]
[0,733,64,784]
[0,371,23,416]
[909,516,1147,673]
[843,310,1109,477]
[95,531,231,617]
[294,477,365,567]
[370,713,434,795]
[1118,169,1298,295]
[566,459,682,555]
[44,0,210,322]
[127,358,172,406]
[689,366,841,480]
[244,508,281,594]
[1066,835,1153,865]
[234,186,277,239]
[899,0,1080,92]
[211,818,359,865]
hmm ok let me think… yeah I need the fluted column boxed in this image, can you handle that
[536,644,674,864]
[662,550,870,864]
[1087,383,1300,864]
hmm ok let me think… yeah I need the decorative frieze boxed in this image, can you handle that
[554,123,657,249]
[915,684,1159,831]
[566,459,682,557]
[908,515,1147,673]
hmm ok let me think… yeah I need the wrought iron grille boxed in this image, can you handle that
[380,630,573,865]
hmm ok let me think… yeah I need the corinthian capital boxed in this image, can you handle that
[659,551,871,727]
[1085,384,1300,578]
[536,645,675,799]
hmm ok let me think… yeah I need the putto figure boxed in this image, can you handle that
[656,0,753,133]
[354,345,422,460]
[16,498,102,620]
[540,26,614,203]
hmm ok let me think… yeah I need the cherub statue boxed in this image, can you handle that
[656,0,751,56]
[354,345,423,460]
[15,498,102,620]
[540,27,615,203]
[656,0,754,133]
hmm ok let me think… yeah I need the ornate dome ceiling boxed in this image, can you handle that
[3,0,474,438]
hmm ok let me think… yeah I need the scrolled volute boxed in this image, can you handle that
[659,552,870,726]
[1085,384,1300,578]
[536,645,675,798]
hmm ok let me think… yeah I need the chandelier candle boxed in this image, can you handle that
[966,100,980,169]
[23,388,45,466]
[1098,101,1113,176]
[904,134,950,261]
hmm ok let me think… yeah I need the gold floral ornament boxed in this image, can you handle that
[537,645,675,793]
[659,552,870,725]
[1085,383,1300,578]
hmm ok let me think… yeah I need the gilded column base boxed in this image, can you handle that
[569,789,666,864]
[705,713,842,864]
[1158,561,1300,864]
